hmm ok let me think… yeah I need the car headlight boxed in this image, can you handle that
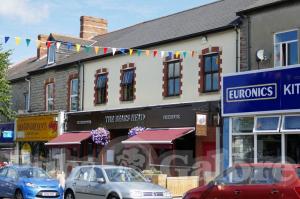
[163,191,172,197]
[25,182,38,188]
[129,190,143,198]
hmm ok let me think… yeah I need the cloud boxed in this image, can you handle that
[0,0,49,24]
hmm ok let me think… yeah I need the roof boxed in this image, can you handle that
[7,57,39,81]
[45,132,91,146]
[50,33,96,46]
[122,128,195,144]
[238,0,290,14]
[9,0,257,80]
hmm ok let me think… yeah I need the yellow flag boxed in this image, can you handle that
[94,46,99,54]
[129,49,133,56]
[76,44,81,52]
[175,51,180,58]
[15,37,21,45]
[145,50,150,56]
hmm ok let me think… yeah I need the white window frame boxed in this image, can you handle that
[47,42,56,64]
[232,117,254,135]
[46,83,54,111]
[281,114,300,132]
[253,115,281,133]
[70,78,78,111]
[274,29,299,67]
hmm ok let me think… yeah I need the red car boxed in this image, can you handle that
[183,163,300,199]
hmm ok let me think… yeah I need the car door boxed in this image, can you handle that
[73,167,91,199]
[0,168,8,197]
[5,168,18,198]
[205,166,252,199]
[88,167,107,199]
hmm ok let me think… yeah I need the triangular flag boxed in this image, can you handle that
[120,48,126,54]
[145,50,150,57]
[153,50,158,57]
[191,51,195,57]
[15,37,21,45]
[175,51,180,58]
[76,44,81,52]
[35,40,41,48]
[112,48,117,55]
[46,41,51,48]
[103,47,108,54]
[84,46,91,53]
[56,42,61,50]
[137,50,142,56]
[25,39,31,47]
[94,46,99,54]
[168,51,173,58]
[4,36,10,43]
[183,51,187,58]
[160,51,165,58]
[129,49,134,56]
[67,42,72,50]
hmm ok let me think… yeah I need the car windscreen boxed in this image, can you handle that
[18,168,50,179]
[104,168,146,182]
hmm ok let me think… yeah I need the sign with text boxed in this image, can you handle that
[0,123,14,143]
[196,113,207,136]
[222,65,300,116]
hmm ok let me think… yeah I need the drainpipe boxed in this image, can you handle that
[235,25,239,72]
[25,78,31,112]
[76,61,84,111]
[247,15,252,71]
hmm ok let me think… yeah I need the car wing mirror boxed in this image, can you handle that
[97,178,105,184]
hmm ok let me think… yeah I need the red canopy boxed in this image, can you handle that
[122,128,194,145]
[45,132,91,146]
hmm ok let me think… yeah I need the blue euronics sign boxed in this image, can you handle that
[222,65,300,116]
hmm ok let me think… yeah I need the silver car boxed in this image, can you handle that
[64,165,172,199]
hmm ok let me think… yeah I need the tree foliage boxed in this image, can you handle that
[0,45,14,120]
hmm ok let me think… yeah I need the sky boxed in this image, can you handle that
[0,0,216,64]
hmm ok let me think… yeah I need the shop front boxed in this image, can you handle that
[48,101,221,178]
[0,123,15,163]
[15,112,64,171]
[222,65,300,169]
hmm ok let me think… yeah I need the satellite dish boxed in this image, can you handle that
[256,49,269,61]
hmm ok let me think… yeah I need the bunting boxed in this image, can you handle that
[4,36,9,43]
[15,37,21,45]
[94,46,99,54]
[129,49,133,56]
[56,42,61,50]
[25,39,31,47]
[76,44,81,52]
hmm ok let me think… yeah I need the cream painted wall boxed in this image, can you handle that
[83,29,237,111]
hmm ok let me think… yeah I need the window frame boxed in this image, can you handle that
[166,60,181,96]
[69,78,79,111]
[121,69,134,101]
[46,83,54,111]
[281,114,300,132]
[274,29,299,67]
[47,42,56,65]
[203,53,220,92]
[253,115,281,133]
[95,73,108,104]
[24,92,29,112]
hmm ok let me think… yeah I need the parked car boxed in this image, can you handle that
[183,163,300,199]
[64,165,172,199]
[0,165,64,199]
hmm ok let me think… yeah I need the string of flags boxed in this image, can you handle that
[1,35,202,59]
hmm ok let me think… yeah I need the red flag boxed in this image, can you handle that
[46,41,51,48]
[103,47,108,54]
[153,50,158,57]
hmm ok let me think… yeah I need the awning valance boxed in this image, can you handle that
[45,132,91,146]
[121,127,195,145]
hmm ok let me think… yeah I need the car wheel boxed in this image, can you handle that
[65,190,75,199]
[108,193,120,199]
[15,190,23,199]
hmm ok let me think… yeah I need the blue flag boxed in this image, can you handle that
[4,36,10,43]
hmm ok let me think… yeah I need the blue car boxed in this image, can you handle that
[0,165,63,199]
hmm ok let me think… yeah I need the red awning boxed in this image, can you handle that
[45,132,91,146]
[121,128,195,145]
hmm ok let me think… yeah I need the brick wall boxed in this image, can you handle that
[239,17,249,72]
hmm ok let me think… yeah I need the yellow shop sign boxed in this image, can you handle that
[16,115,58,141]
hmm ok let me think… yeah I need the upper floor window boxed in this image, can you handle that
[24,93,29,112]
[95,74,108,104]
[274,30,298,67]
[47,42,56,64]
[70,78,78,111]
[121,69,134,101]
[46,83,54,111]
[204,53,219,92]
[167,61,181,96]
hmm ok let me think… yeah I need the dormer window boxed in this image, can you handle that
[47,42,56,64]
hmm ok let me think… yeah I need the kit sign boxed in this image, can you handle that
[222,66,300,116]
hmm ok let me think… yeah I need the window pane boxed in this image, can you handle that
[274,44,281,67]
[212,73,219,90]
[284,116,300,130]
[212,55,219,71]
[122,70,134,84]
[204,56,211,72]
[174,78,180,95]
[255,117,280,131]
[97,75,107,88]
[71,79,78,95]
[205,74,211,91]
[250,167,281,184]
[288,41,298,65]
[285,134,300,164]
[174,62,180,77]
[48,44,56,63]
[48,99,54,111]
[168,79,174,96]
[257,135,281,162]
[168,63,174,78]
[71,96,78,111]
[216,167,251,185]
[232,117,254,134]
[232,135,254,164]
[282,43,287,66]
[275,30,298,43]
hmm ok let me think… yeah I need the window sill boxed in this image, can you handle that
[163,94,181,99]
[95,102,107,106]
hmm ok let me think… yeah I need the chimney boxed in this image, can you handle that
[80,16,108,40]
[37,34,48,58]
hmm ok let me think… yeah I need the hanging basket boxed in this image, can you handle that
[128,126,146,137]
[91,128,110,146]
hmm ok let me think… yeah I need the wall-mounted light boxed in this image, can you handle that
[201,36,208,44]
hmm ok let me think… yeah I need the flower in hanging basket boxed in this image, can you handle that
[128,126,145,137]
[91,128,110,146]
